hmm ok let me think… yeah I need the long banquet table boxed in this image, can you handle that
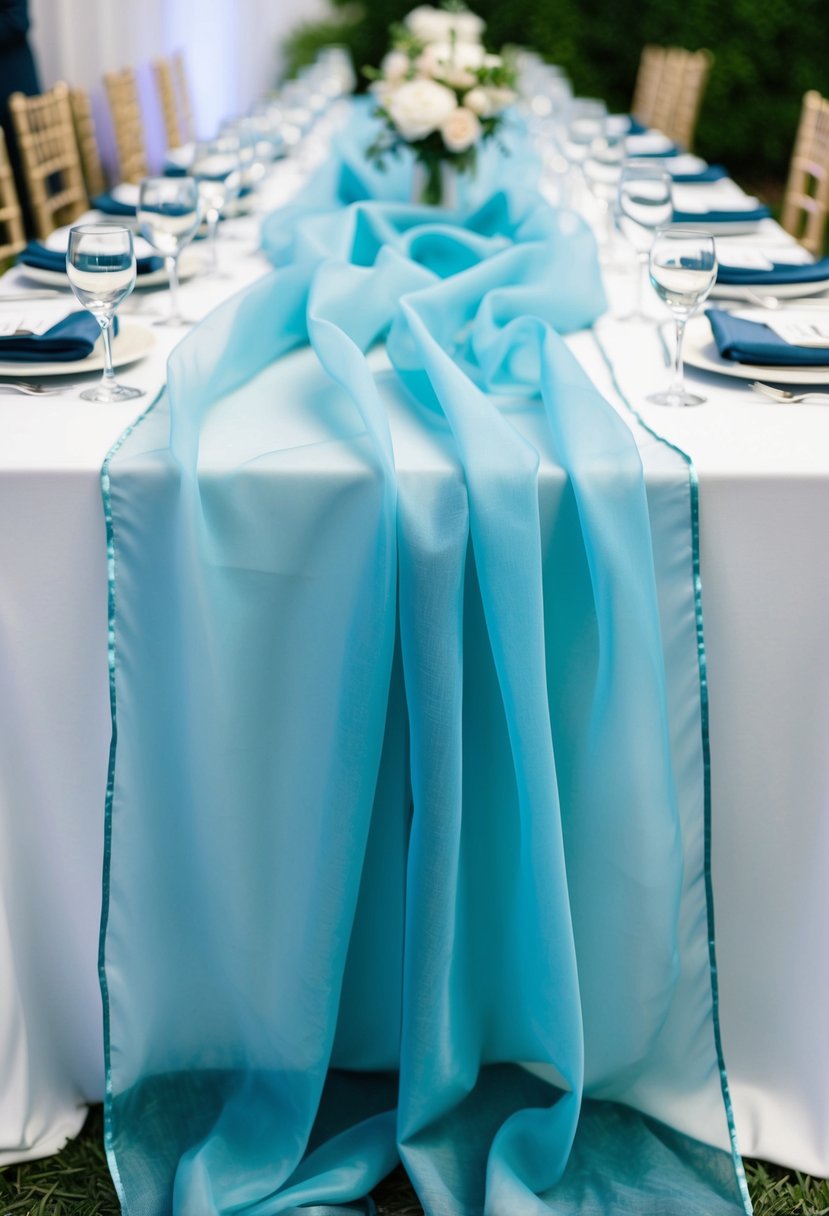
[1,105,828,1197]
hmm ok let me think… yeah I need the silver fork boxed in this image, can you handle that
[750,381,829,403]
[0,381,63,396]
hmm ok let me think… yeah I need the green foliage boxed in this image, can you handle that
[283,0,829,184]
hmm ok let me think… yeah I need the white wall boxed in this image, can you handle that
[27,0,327,175]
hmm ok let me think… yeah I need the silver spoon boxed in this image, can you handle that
[750,381,829,403]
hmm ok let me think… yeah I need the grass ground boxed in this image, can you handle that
[1,1106,828,1215]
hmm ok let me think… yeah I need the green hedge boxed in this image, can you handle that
[284,0,829,184]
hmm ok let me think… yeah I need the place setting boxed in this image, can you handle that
[0,223,153,395]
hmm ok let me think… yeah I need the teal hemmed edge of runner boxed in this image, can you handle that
[590,326,754,1216]
[97,385,166,1215]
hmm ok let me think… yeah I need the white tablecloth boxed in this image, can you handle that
[1,144,827,1175]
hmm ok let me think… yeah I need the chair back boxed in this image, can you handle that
[631,45,666,128]
[104,67,149,183]
[782,90,829,256]
[669,49,713,151]
[172,51,195,143]
[648,46,687,137]
[0,128,25,260]
[70,87,106,198]
[153,57,183,150]
[8,82,89,239]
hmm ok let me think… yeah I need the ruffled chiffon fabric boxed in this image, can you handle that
[100,113,751,1215]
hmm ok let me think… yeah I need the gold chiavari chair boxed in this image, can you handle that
[172,50,195,143]
[0,129,25,261]
[782,90,829,257]
[630,45,666,129]
[648,46,688,138]
[104,67,149,183]
[70,87,106,198]
[668,49,713,151]
[8,82,89,240]
[153,57,183,150]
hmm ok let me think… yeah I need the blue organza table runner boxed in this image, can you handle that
[100,106,751,1215]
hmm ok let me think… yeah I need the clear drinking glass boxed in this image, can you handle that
[137,176,201,326]
[616,160,673,321]
[583,131,627,261]
[647,226,717,407]
[191,137,241,275]
[66,224,143,403]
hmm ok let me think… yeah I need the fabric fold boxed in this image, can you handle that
[101,107,752,1216]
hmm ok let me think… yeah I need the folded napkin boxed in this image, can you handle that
[0,310,104,363]
[163,162,188,178]
[92,192,137,217]
[670,164,728,184]
[18,241,163,276]
[672,204,771,224]
[626,115,648,135]
[706,306,829,367]
[717,256,829,287]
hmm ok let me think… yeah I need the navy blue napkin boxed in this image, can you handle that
[163,162,188,178]
[716,256,829,287]
[673,204,771,225]
[626,115,648,135]
[92,192,136,217]
[18,241,163,276]
[0,310,104,363]
[706,307,829,367]
[670,164,728,184]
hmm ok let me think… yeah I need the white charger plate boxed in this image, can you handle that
[682,313,829,386]
[17,248,204,292]
[711,278,829,301]
[0,322,155,378]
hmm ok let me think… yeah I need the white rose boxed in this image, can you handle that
[440,105,482,153]
[418,40,485,89]
[452,11,486,42]
[381,50,410,83]
[405,6,455,43]
[405,5,485,44]
[463,87,490,117]
[387,78,458,141]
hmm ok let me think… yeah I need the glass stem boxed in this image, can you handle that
[635,251,647,317]
[671,316,688,398]
[208,211,220,274]
[99,314,115,391]
[166,254,181,322]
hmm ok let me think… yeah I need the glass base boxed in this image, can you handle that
[80,382,144,403]
[152,315,195,328]
[647,388,706,407]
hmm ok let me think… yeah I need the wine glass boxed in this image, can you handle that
[647,226,717,407]
[66,224,143,403]
[191,136,241,275]
[616,160,673,321]
[137,176,201,326]
[582,131,626,261]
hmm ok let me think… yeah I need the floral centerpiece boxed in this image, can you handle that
[365,4,517,205]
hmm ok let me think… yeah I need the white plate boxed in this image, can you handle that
[17,248,204,292]
[0,322,155,378]
[682,313,829,385]
[711,278,829,300]
[674,219,767,236]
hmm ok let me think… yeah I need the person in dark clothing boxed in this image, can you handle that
[0,0,41,228]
